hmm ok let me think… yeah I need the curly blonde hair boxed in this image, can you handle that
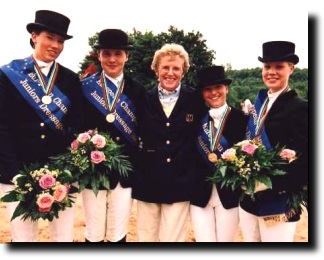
[151,43,190,74]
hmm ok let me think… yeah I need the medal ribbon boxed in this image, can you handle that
[209,105,231,153]
[32,56,59,97]
[100,71,124,114]
[1,57,70,133]
[254,86,290,137]
[196,114,230,171]
[255,98,269,136]
[81,72,138,145]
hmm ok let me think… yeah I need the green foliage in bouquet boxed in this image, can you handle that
[210,139,307,215]
[286,184,308,216]
[50,129,133,196]
[210,140,286,199]
[1,163,76,222]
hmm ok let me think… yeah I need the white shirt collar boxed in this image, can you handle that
[268,86,288,100]
[33,56,53,69]
[209,103,228,117]
[158,84,181,95]
[105,73,124,87]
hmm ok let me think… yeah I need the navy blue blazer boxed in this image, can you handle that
[190,106,248,209]
[132,84,205,204]
[240,89,308,220]
[0,62,84,184]
[80,75,145,189]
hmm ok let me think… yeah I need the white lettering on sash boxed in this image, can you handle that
[28,72,39,83]
[91,90,107,109]
[53,97,68,114]
[19,78,41,103]
[197,136,210,155]
[246,130,252,140]
[39,104,64,130]
[202,122,209,135]
[27,72,69,115]
[120,101,136,122]
[115,113,137,142]
[250,107,258,125]
[216,143,223,153]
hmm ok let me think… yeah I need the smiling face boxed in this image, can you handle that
[262,61,294,93]
[155,55,184,92]
[202,84,228,108]
[32,31,65,62]
[98,49,128,78]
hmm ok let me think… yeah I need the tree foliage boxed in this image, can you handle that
[78,26,308,108]
[78,26,215,88]
[226,67,308,108]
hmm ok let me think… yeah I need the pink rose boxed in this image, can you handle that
[242,143,258,156]
[91,134,106,148]
[36,193,54,210]
[77,132,91,143]
[71,140,79,150]
[221,148,237,161]
[53,184,68,202]
[236,140,250,147]
[91,151,106,164]
[280,149,296,161]
[38,207,52,213]
[39,174,56,189]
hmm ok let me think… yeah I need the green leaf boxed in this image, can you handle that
[1,192,18,202]
[256,175,272,189]
[11,204,26,221]
[219,165,227,178]
[101,174,110,190]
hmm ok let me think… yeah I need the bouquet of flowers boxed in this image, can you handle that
[1,164,75,222]
[210,140,299,201]
[50,129,132,196]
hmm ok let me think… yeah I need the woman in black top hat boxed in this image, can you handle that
[0,10,84,242]
[189,66,248,242]
[80,29,145,243]
[239,41,308,242]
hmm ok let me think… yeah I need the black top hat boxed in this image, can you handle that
[94,29,133,50]
[258,41,299,64]
[197,66,232,89]
[26,10,72,40]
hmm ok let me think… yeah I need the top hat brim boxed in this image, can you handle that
[258,54,299,65]
[199,79,232,89]
[94,43,133,50]
[27,23,73,40]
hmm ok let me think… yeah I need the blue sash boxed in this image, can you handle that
[81,72,138,145]
[245,89,271,150]
[245,90,288,216]
[0,57,70,134]
[196,114,230,171]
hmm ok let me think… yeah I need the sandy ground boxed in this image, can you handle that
[0,192,308,243]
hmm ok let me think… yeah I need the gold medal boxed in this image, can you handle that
[106,113,115,123]
[41,95,52,105]
[208,152,218,163]
[253,136,261,145]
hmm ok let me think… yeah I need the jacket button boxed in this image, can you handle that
[166,140,170,145]
[116,137,120,141]
[40,134,45,139]
[40,123,45,127]
[166,122,170,127]
[166,158,171,163]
